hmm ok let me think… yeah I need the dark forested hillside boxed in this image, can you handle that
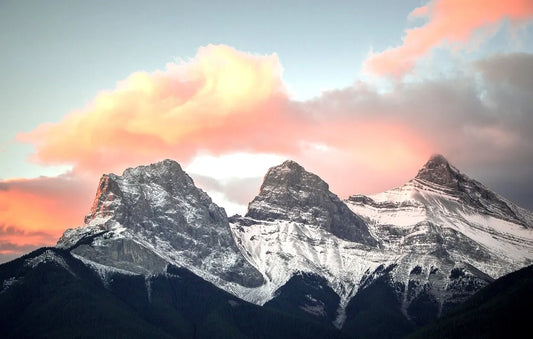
[408,264,533,339]
[0,248,344,339]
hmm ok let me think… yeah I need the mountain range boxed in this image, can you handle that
[1,155,532,338]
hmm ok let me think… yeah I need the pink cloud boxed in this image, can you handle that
[9,45,433,247]
[19,44,430,192]
[0,173,94,260]
[18,45,291,175]
[364,0,533,77]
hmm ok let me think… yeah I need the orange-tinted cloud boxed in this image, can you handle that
[364,0,533,77]
[0,174,94,261]
[0,45,324,260]
[294,123,432,198]
[19,45,290,175]
[9,44,433,253]
[18,44,432,187]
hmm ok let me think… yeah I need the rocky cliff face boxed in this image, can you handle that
[57,159,264,288]
[415,154,460,187]
[246,160,376,245]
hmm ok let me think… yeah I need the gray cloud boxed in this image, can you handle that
[0,240,43,264]
[0,224,57,242]
[0,171,94,196]
[163,54,533,212]
[476,53,533,91]
[304,53,533,210]
[0,224,58,264]
[0,241,40,253]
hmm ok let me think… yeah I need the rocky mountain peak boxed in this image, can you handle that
[415,154,461,188]
[260,160,330,193]
[281,159,303,168]
[278,159,308,173]
[84,159,202,226]
[59,159,265,287]
[122,159,187,181]
[426,153,450,166]
[412,154,529,226]
[246,161,376,245]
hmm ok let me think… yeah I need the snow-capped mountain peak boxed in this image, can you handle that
[245,160,376,245]
[347,155,533,277]
[83,159,208,227]
[233,156,532,326]
[57,159,264,291]
[409,155,532,227]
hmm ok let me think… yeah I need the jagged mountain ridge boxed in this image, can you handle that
[50,155,533,333]
[231,155,533,328]
[343,155,533,325]
[246,160,376,245]
[347,155,532,276]
[57,159,264,293]
[413,154,531,226]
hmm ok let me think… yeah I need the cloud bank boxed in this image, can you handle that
[17,46,533,208]
[18,44,433,199]
[364,0,533,77]
[19,45,291,175]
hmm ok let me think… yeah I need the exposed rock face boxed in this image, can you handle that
[246,160,376,245]
[58,159,264,288]
[415,154,460,188]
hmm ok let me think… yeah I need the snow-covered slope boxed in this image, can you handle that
[347,155,533,274]
[230,160,389,324]
[231,155,533,326]
[230,217,395,326]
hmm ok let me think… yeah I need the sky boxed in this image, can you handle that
[1,0,533,263]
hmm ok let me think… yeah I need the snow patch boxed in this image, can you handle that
[300,295,326,317]
[72,253,138,288]
[24,250,74,276]
[1,277,18,294]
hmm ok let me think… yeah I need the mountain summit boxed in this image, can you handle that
[412,155,531,226]
[245,160,376,245]
[58,159,264,288]
[415,154,460,187]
